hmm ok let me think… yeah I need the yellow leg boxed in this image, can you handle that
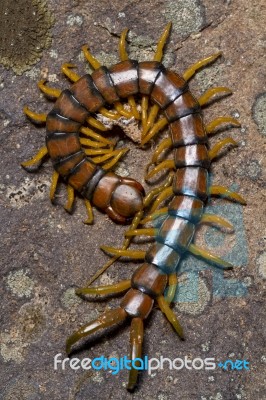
[128,318,144,391]
[165,273,178,304]
[209,138,237,160]
[80,127,115,146]
[102,149,128,170]
[23,106,47,124]
[100,246,146,259]
[142,104,160,137]
[99,107,120,120]
[84,148,113,156]
[153,22,172,62]
[149,186,174,214]
[124,228,157,237]
[209,185,247,205]
[198,87,232,106]
[87,116,108,131]
[79,137,109,148]
[93,149,128,165]
[82,45,101,69]
[183,52,222,81]
[61,63,80,82]
[200,214,233,230]
[189,243,234,270]
[50,171,60,202]
[66,308,127,354]
[64,185,75,212]
[141,117,168,146]
[38,79,61,99]
[141,96,149,132]
[21,146,48,169]
[150,137,172,165]
[76,280,131,296]
[157,295,184,339]
[140,207,168,225]
[84,199,94,224]
[145,159,175,180]
[206,116,241,135]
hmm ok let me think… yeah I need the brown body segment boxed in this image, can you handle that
[70,74,105,112]
[92,66,120,104]
[138,61,163,95]
[151,69,187,109]
[174,144,210,168]
[46,112,81,134]
[173,167,208,201]
[170,113,207,147]
[131,263,168,298]
[109,60,139,98]
[67,159,97,191]
[168,195,204,223]
[54,90,89,123]
[46,132,81,160]
[164,91,200,122]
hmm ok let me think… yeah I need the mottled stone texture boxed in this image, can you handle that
[0,0,265,399]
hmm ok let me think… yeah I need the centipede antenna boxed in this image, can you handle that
[21,146,48,170]
[38,79,61,99]
[208,138,238,160]
[198,87,232,106]
[189,243,234,270]
[76,279,131,296]
[66,308,127,355]
[61,63,80,82]
[23,106,47,124]
[206,116,241,135]
[183,52,222,81]
[209,185,247,205]
[101,246,146,259]
[64,185,75,213]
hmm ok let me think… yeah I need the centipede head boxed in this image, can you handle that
[92,172,145,224]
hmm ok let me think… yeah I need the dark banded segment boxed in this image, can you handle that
[173,167,208,201]
[82,167,106,200]
[157,216,195,253]
[46,111,81,135]
[121,289,154,319]
[131,263,167,298]
[150,70,188,109]
[67,158,97,192]
[174,144,210,168]
[168,195,204,223]
[170,114,207,147]
[53,90,89,123]
[138,61,164,95]
[109,60,139,98]
[70,74,105,112]
[164,91,200,122]
[46,132,81,161]
[92,66,120,104]
[145,242,181,274]
[53,151,85,177]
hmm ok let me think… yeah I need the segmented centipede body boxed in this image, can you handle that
[22,23,246,390]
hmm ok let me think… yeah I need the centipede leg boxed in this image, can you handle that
[101,246,146,259]
[198,87,232,106]
[145,160,175,180]
[209,138,237,160]
[119,28,140,120]
[127,318,144,391]
[50,171,60,203]
[76,279,131,296]
[188,243,234,270]
[200,214,234,230]
[38,79,61,99]
[61,63,80,82]
[64,185,75,213]
[84,199,94,224]
[141,117,168,146]
[21,146,48,170]
[183,52,222,81]
[150,137,173,165]
[23,106,47,124]
[206,116,241,135]
[157,295,184,339]
[66,308,127,354]
[209,185,246,204]
[165,273,178,304]
[80,127,115,146]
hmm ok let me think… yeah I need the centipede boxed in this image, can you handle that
[22,23,246,390]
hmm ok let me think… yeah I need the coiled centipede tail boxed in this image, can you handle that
[22,23,246,390]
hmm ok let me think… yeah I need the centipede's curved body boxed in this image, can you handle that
[22,23,246,391]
